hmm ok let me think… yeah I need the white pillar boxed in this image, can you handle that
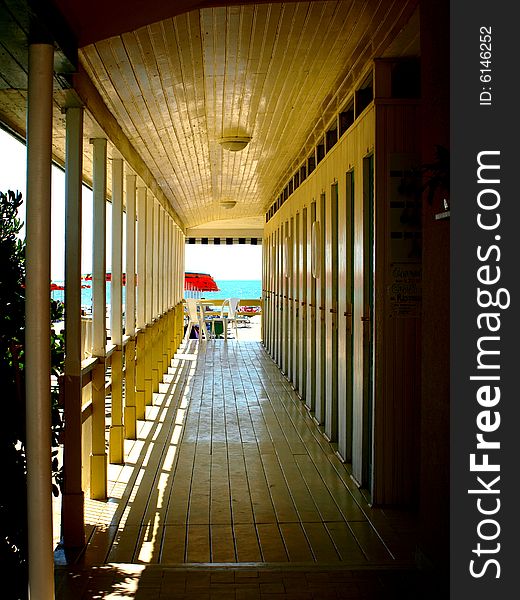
[136,185,147,330]
[168,218,172,309]
[126,174,137,336]
[109,157,124,464]
[124,174,137,438]
[165,216,169,311]
[174,228,178,303]
[180,230,185,302]
[111,157,123,346]
[62,105,85,548]
[177,229,180,303]
[153,200,159,319]
[135,185,147,417]
[25,41,54,600]
[91,138,108,357]
[90,137,108,500]
[161,209,166,314]
[146,195,154,325]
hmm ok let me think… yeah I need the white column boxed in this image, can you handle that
[109,157,124,464]
[145,193,154,402]
[165,216,170,311]
[156,208,161,315]
[168,218,173,308]
[153,200,159,319]
[90,137,108,500]
[126,174,137,336]
[124,173,137,438]
[159,209,167,365]
[146,195,154,325]
[135,185,147,418]
[173,229,177,304]
[174,228,178,304]
[62,105,85,548]
[176,229,180,303]
[180,231,185,302]
[91,139,108,356]
[161,208,165,314]
[111,157,123,346]
[25,42,54,600]
[136,185,147,330]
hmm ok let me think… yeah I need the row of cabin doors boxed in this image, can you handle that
[265,155,374,495]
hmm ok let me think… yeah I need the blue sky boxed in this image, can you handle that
[0,128,261,281]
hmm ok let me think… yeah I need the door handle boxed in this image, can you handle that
[361,314,371,338]
[344,312,353,335]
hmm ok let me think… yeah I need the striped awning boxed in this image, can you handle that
[186,237,262,245]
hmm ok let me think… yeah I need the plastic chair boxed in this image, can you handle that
[223,297,241,339]
[184,298,208,341]
[202,300,232,340]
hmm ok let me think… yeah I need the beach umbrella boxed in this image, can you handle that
[184,272,219,292]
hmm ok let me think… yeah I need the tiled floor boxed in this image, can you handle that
[55,339,440,598]
[55,564,445,599]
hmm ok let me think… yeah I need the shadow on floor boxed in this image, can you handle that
[55,563,449,599]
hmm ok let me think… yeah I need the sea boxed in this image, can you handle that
[50,279,262,310]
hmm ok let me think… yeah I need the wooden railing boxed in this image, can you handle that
[190,297,263,316]
[62,302,185,500]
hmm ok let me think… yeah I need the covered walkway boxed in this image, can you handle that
[0,1,449,597]
[54,339,428,598]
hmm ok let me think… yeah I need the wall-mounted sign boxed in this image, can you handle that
[388,263,422,316]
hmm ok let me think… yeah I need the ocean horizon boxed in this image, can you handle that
[50,279,262,309]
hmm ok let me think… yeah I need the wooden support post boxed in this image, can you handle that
[124,173,137,438]
[147,325,155,403]
[152,201,161,390]
[162,213,169,367]
[90,137,108,500]
[176,230,183,348]
[168,307,174,362]
[160,317,166,380]
[90,360,107,500]
[145,194,154,403]
[109,156,124,464]
[136,332,146,418]
[25,42,55,600]
[167,220,174,362]
[124,339,136,438]
[136,184,147,417]
[62,104,85,548]
[109,348,124,463]
[178,303,183,348]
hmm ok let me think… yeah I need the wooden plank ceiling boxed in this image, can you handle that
[0,1,419,231]
[79,1,419,230]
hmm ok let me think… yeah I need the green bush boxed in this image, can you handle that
[0,190,64,599]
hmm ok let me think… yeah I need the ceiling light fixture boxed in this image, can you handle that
[219,136,251,152]
[220,200,237,209]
